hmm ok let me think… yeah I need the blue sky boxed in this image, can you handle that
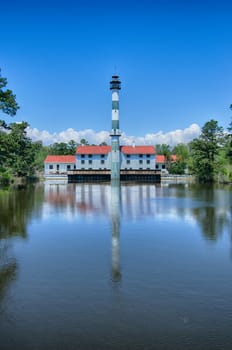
[1,0,232,145]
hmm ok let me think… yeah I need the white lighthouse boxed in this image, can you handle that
[110,75,121,181]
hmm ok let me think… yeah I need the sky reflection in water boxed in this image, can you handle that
[0,182,232,350]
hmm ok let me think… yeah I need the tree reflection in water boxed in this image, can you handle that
[0,184,44,307]
[168,184,232,241]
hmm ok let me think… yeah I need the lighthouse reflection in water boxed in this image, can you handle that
[110,180,121,282]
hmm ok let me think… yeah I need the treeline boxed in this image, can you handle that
[0,123,93,181]
[155,117,232,183]
[0,69,232,183]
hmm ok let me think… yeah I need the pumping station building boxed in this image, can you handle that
[44,75,162,182]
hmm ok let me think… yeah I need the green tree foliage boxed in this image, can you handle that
[155,144,171,158]
[169,143,190,174]
[48,140,78,155]
[31,141,50,173]
[0,121,38,180]
[0,69,19,117]
[7,122,36,177]
[189,119,224,182]
[80,138,89,145]
[225,114,232,162]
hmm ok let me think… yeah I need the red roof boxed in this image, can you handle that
[121,146,155,154]
[76,145,111,154]
[156,155,177,163]
[156,155,165,163]
[45,155,76,163]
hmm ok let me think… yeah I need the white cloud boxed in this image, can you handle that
[26,123,201,146]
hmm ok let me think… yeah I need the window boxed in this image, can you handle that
[67,165,71,170]
[112,100,119,110]
[146,154,150,158]
[156,165,159,169]
[89,160,92,164]
[127,160,130,164]
[88,154,92,158]
[139,160,143,164]
[101,154,105,158]
[162,164,165,169]
[81,160,85,164]
[126,154,130,158]
[101,160,105,164]
[49,165,53,169]
[147,160,150,164]
[81,154,85,158]
[139,154,143,158]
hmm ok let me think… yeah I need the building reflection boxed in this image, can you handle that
[44,182,232,258]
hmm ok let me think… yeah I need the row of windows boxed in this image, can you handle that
[79,167,151,170]
[80,154,151,158]
[48,164,157,171]
[49,165,76,170]
[126,160,150,164]
[81,160,105,164]
[156,164,166,169]
[81,154,105,158]
[126,154,151,158]
[49,159,153,169]
[80,160,151,165]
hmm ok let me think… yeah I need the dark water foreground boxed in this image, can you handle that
[0,182,232,350]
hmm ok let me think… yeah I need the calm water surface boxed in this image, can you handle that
[0,182,232,350]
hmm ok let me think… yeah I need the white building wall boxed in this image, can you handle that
[76,154,111,170]
[44,163,76,175]
[75,153,156,170]
[121,154,155,170]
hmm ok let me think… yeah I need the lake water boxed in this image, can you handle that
[0,182,232,350]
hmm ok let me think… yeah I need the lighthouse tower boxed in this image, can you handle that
[110,75,121,181]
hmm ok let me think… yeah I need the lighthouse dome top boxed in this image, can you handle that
[110,75,121,90]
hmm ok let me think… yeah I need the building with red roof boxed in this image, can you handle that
[155,154,177,173]
[44,155,76,175]
[44,75,165,181]
[75,145,156,171]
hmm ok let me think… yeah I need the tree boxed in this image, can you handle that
[170,143,190,174]
[7,122,36,177]
[155,144,171,157]
[189,119,224,182]
[32,141,50,173]
[68,140,78,154]
[80,138,89,145]
[48,140,78,155]
[0,69,19,117]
